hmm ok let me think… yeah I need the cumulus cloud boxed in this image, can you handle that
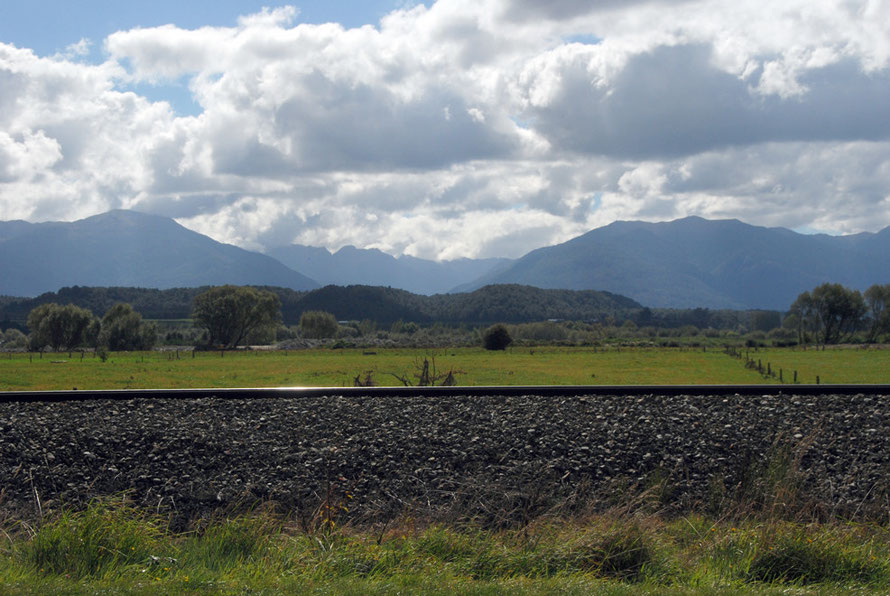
[514,44,890,160]
[1,0,890,260]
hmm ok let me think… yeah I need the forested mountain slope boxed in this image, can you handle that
[0,210,319,296]
[456,217,890,309]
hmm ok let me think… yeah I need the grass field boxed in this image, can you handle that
[2,502,889,595]
[1,345,888,391]
[3,347,890,593]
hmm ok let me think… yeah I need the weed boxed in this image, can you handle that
[748,527,884,584]
[576,523,656,581]
[182,513,278,571]
[17,499,169,579]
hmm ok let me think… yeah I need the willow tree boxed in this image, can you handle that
[790,283,865,345]
[193,286,281,348]
[26,303,97,351]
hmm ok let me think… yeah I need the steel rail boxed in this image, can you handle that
[2,384,889,402]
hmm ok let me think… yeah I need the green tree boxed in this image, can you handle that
[299,310,339,339]
[864,284,890,342]
[193,286,282,349]
[750,310,781,332]
[26,303,96,351]
[482,323,512,350]
[789,283,865,345]
[788,292,815,345]
[99,303,157,351]
[0,328,28,351]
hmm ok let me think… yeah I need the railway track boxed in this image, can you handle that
[3,382,890,402]
[2,385,889,526]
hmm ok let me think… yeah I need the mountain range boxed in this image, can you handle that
[458,217,890,309]
[265,244,509,296]
[2,210,889,310]
[0,210,317,297]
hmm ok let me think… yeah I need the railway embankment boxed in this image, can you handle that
[2,391,889,526]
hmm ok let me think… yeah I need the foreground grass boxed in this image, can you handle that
[2,502,889,594]
[3,345,888,391]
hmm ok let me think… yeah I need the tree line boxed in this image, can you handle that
[0,284,781,333]
[3,282,889,352]
[0,284,642,329]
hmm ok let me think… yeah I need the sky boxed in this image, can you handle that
[1,0,889,260]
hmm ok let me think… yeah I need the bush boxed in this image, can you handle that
[482,324,512,351]
[300,310,339,339]
[0,327,28,351]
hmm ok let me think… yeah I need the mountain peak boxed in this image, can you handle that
[458,216,889,309]
[0,211,318,296]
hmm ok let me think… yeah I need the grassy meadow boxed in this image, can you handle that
[2,500,890,595]
[3,346,890,593]
[1,345,889,391]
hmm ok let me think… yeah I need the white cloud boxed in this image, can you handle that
[0,129,62,182]
[1,0,889,261]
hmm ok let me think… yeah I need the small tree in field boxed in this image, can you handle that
[789,283,865,345]
[300,310,339,339]
[99,303,157,351]
[482,323,512,351]
[193,286,281,349]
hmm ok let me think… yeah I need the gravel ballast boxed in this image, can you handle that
[2,393,889,525]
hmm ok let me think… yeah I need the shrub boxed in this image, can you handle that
[482,324,512,351]
[572,525,655,581]
[300,310,339,339]
[747,532,882,584]
[0,327,28,351]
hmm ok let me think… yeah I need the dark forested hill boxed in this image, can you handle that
[424,284,640,324]
[456,217,890,310]
[0,210,319,296]
[289,284,640,326]
[266,244,510,295]
[0,284,641,328]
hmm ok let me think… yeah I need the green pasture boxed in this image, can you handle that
[1,345,888,391]
[2,502,890,595]
[740,346,890,385]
